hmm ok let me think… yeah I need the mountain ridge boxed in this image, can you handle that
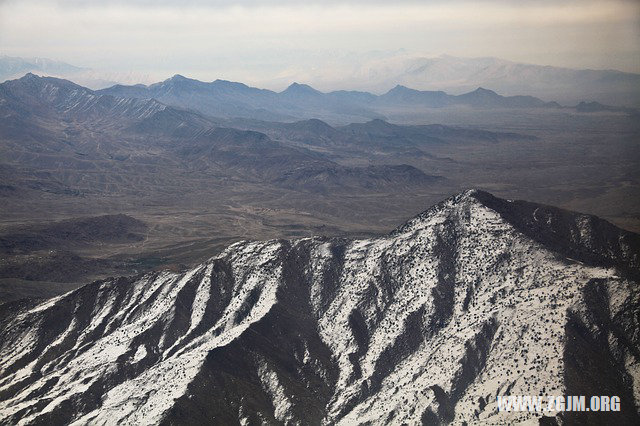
[4,72,634,127]
[95,73,637,123]
[1,190,638,425]
[5,73,543,201]
[4,53,639,106]
[99,76,561,112]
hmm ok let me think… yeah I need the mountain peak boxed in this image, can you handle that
[169,74,188,81]
[380,85,450,106]
[341,118,400,135]
[9,72,85,92]
[15,72,55,84]
[158,74,199,86]
[387,84,415,94]
[289,118,335,132]
[148,74,204,92]
[368,117,394,127]
[471,87,498,96]
[282,82,321,96]
[460,188,488,200]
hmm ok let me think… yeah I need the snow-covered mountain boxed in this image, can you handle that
[0,190,638,425]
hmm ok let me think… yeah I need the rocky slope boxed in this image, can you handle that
[0,190,639,425]
[0,73,167,124]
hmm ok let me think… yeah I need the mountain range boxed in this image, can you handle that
[97,74,565,123]
[376,54,640,107]
[4,53,639,107]
[4,73,556,204]
[258,52,640,107]
[0,56,639,426]
[1,190,638,424]
[0,73,463,195]
[1,71,638,305]
[4,58,638,126]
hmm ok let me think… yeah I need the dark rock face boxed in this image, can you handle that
[564,279,640,425]
[0,190,638,425]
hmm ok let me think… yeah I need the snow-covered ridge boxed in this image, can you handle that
[0,190,638,425]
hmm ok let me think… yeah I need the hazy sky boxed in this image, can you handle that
[1,0,639,87]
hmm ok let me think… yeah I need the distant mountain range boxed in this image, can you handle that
[399,55,640,107]
[3,53,639,107]
[2,73,480,203]
[0,55,142,90]
[0,56,84,81]
[4,73,546,202]
[0,73,629,210]
[96,74,574,123]
[97,73,640,123]
[266,52,640,107]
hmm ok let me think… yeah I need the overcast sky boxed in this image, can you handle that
[1,0,639,87]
